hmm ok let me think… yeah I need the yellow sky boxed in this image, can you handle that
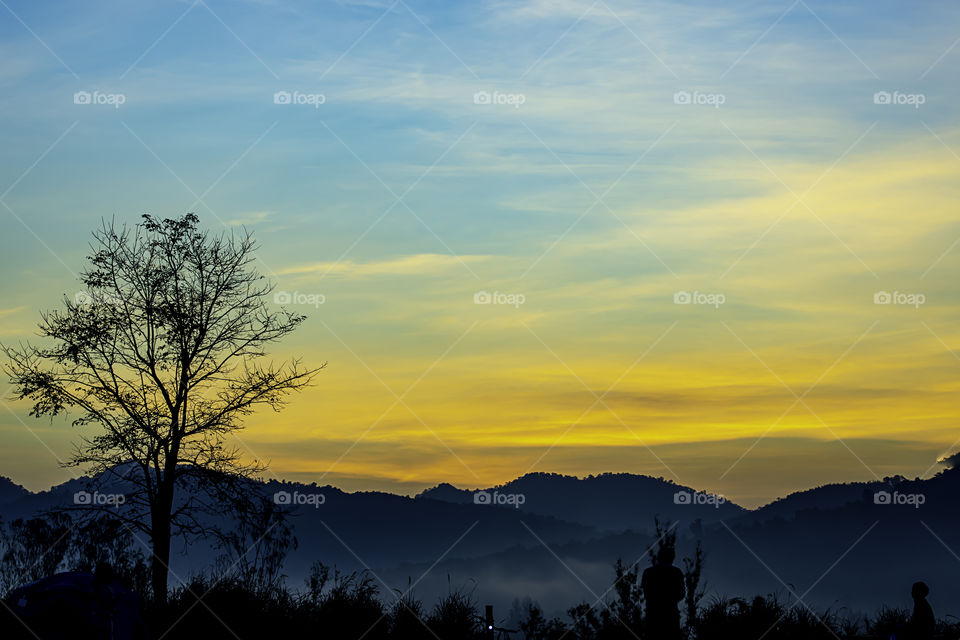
[195,132,960,508]
[4,131,957,507]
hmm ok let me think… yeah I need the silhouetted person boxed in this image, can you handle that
[908,581,935,640]
[641,547,685,640]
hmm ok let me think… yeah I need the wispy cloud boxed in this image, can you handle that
[0,306,27,319]
[227,210,275,226]
[277,253,491,277]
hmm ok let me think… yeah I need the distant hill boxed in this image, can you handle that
[390,466,960,617]
[735,479,874,524]
[1,464,957,616]
[261,480,599,576]
[416,472,745,530]
[0,476,30,507]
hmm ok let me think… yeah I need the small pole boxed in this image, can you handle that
[485,604,495,640]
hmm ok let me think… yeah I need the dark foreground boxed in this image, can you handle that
[2,569,956,640]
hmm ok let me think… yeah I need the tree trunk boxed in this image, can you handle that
[150,485,174,606]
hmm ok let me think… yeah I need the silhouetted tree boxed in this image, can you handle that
[213,497,297,596]
[567,602,602,640]
[515,599,567,640]
[647,516,678,566]
[681,540,705,637]
[67,515,151,596]
[601,557,643,638]
[0,513,72,595]
[2,213,322,604]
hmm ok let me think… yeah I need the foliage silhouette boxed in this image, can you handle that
[2,213,322,603]
[3,536,958,639]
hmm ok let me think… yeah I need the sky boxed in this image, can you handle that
[0,0,958,507]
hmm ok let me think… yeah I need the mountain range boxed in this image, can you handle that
[1,461,957,621]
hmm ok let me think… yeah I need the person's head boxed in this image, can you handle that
[912,581,929,600]
[656,546,676,566]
